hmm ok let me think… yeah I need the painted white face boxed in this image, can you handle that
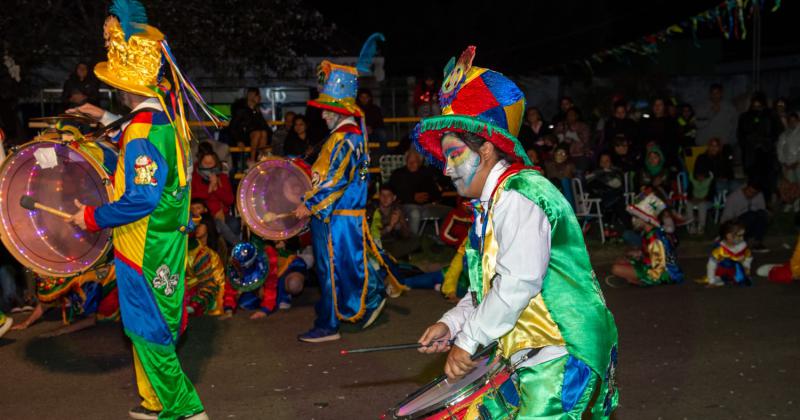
[321,110,341,130]
[442,134,481,196]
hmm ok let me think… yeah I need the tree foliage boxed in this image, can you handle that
[0,0,333,96]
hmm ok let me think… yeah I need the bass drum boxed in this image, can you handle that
[0,136,116,277]
[237,157,313,241]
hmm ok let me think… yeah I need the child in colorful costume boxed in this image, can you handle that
[415,47,619,419]
[67,1,222,418]
[185,242,227,317]
[704,221,752,287]
[761,235,800,283]
[0,310,12,339]
[293,34,405,343]
[612,193,684,286]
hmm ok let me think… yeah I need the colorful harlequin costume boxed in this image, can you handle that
[765,235,800,283]
[706,241,752,286]
[185,239,227,316]
[439,198,474,247]
[226,240,310,313]
[627,194,684,286]
[0,309,12,339]
[78,1,222,418]
[36,262,120,324]
[301,34,404,340]
[414,46,619,419]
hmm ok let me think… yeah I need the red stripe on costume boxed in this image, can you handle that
[130,111,154,125]
[334,123,362,135]
[490,163,527,199]
[84,205,102,233]
[114,250,143,275]
[719,243,748,258]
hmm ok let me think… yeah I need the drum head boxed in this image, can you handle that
[391,355,498,419]
[237,157,312,241]
[0,140,114,277]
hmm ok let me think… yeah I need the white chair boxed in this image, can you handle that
[418,217,440,236]
[670,171,689,216]
[378,154,406,184]
[623,171,637,206]
[571,178,605,243]
[712,189,728,225]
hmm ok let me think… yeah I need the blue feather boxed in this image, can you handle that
[356,33,385,74]
[110,0,148,41]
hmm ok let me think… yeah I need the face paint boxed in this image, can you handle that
[442,135,481,196]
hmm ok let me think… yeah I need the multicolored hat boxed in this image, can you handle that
[413,46,530,167]
[307,33,384,117]
[627,193,667,226]
[228,242,268,292]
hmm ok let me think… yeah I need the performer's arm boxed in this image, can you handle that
[455,192,551,354]
[304,135,353,219]
[84,138,167,231]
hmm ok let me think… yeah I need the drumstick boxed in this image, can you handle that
[20,195,72,219]
[263,212,293,223]
[340,339,454,355]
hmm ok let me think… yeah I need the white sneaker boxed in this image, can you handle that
[181,412,209,420]
[278,302,291,310]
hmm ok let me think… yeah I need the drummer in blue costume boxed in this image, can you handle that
[294,34,404,343]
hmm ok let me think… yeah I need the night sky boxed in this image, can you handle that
[310,0,798,77]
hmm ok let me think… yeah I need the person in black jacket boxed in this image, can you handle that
[737,92,782,203]
[62,62,100,109]
[229,88,271,165]
[388,148,451,235]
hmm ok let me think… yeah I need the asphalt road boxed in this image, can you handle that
[1,251,799,420]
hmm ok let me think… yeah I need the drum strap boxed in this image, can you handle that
[90,107,162,139]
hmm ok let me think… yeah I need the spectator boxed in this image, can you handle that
[544,144,576,203]
[191,150,238,245]
[639,98,680,170]
[603,101,638,154]
[388,148,449,234]
[720,182,769,253]
[551,95,574,125]
[586,152,627,230]
[534,133,557,162]
[695,83,738,147]
[192,140,232,174]
[61,62,100,109]
[357,88,386,143]
[283,115,312,159]
[774,97,789,131]
[777,112,800,212]
[414,74,440,118]
[369,185,419,259]
[737,92,781,203]
[271,111,296,156]
[687,160,713,235]
[610,135,639,173]
[677,103,697,149]
[638,145,671,198]
[553,107,591,171]
[229,87,271,164]
[694,137,735,196]
[518,107,549,152]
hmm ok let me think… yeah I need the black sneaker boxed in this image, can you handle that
[129,405,160,420]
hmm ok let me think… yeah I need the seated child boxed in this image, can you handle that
[688,165,714,235]
[369,184,419,259]
[611,193,684,286]
[12,262,119,336]
[226,239,311,319]
[705,221,752,287]
[185,217,228,317]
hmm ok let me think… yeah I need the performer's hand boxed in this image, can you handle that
[293,203,312,219]
[65,103,105,121]
[70,199,87,230]
[417,322,451,354]
[444,345,478,380]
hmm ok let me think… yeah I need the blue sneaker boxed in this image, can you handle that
[297,327,341,343]
[361,297,387,330]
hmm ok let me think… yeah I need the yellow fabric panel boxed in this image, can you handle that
[503,101,525,137]
[133,345,163,412]
[684,146,708,175]
[441,239,467,298]
[481,189,565,359]
[790,236,800,279]
[646,238,666,280]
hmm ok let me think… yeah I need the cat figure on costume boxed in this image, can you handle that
[415,46,619,419]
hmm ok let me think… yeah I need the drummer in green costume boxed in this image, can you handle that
[416,47,619,419]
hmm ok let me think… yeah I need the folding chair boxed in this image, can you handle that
[571,177,605,243]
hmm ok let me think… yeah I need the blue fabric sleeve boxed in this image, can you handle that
[94,138,167,228]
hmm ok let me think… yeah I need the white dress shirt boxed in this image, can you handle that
[438,161,567,367]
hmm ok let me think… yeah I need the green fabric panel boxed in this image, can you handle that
[141,123,190,340]
[131,333,204,420]
[502,171,618,380]
[465,244,484,301]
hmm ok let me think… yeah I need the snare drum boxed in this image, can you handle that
[387,347,520,419]
[237,157,313,241]
[0,137,116,277]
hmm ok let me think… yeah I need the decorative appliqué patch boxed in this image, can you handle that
[603,346,618,415]
[311,171,321,188]
[153,264,178,296]
[134,155,158,186]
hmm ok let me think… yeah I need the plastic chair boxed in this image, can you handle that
[623,171,637,206]
[712,189,728,225]
[378,154,406,184]
[670,171,689,215]
[571,178,605,243]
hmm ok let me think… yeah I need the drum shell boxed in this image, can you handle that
[0,139,115,277]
